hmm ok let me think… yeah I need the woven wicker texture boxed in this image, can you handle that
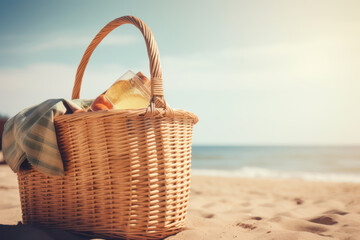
[17,15,198,240]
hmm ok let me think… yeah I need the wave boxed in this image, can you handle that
[191,167,360,183]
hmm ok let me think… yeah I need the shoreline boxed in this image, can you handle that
[191,168,360,183]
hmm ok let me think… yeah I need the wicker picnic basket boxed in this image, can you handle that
[17,16,198,240]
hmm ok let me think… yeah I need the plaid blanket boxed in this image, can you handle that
[2,99,92,176]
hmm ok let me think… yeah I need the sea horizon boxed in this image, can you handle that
[190,145,360,183]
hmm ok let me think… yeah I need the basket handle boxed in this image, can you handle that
[72,15,165,108]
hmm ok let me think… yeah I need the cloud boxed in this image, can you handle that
[1,33,138,53]
[160,36,360,144]
[162,34,360,90]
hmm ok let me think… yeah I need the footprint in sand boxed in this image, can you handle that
[309,216,338,225]
[318,233,334,238]
[300,225,328,234]
[271,216,328,235]
[323,209,348,216]
[294,197,303,205]
[236,222,257,230]
[201,213,214,219]
[288,221,328,234]
[192,190,202,195]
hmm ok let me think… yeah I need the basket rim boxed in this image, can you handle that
[55,108,198,124]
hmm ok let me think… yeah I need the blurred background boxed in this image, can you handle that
[1,0,360,181]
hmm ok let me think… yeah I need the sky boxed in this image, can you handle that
[1,0,360,145]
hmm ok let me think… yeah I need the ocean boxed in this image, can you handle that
[191,146,360,183]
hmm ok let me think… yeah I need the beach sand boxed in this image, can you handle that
[0,165,359,240]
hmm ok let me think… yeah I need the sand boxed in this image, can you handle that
[0,165,359,240]
[168,176,360,240]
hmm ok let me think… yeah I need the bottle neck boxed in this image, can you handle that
[130,72,151,99]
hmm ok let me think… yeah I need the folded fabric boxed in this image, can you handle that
[2,99,93,176]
